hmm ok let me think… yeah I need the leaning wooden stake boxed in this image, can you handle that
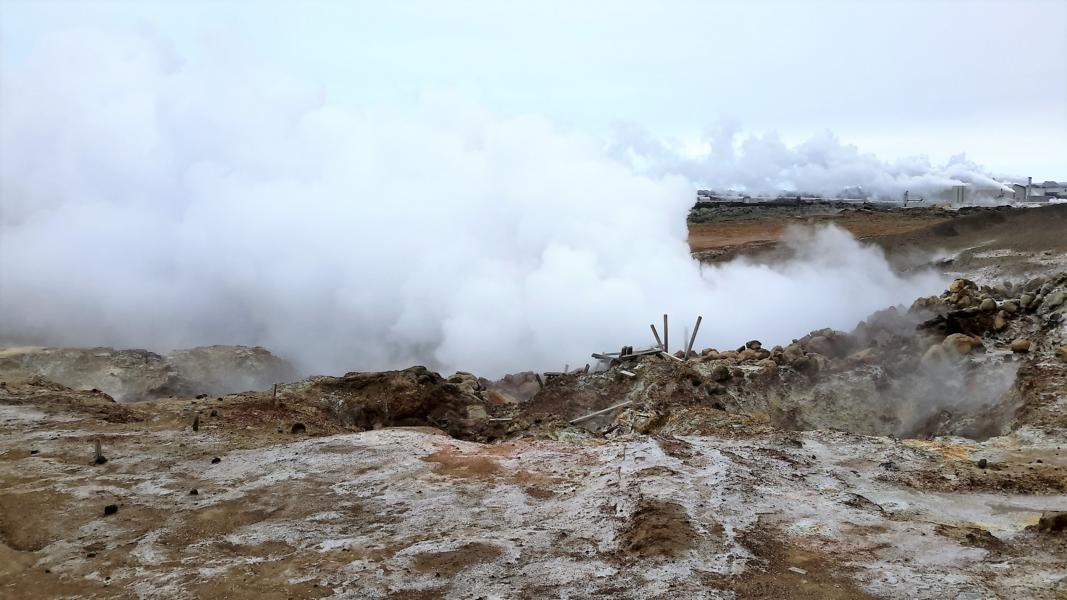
[650,323,663,349]
[569,400,634,425]
[663,314,669,353]
[583,364,590,374]
[534,373,544,390]
[685,315,703,361]
[192,413,200,432]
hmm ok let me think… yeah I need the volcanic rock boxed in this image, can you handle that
[709,364,732,382]
[993,312,1008,331]
[943,333,980,355]
[281,366,481,437]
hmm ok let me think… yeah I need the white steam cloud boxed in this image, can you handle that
[609,118,1009,198]
[1,28,947,377]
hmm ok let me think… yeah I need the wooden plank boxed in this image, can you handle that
[568,400,634,425]
[592,349,660,361]
[663,314,669,353]
[660,351,684,362]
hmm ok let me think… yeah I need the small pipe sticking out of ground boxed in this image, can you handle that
[93,439,106,465]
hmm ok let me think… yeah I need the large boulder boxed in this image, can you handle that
[943,333,981,355]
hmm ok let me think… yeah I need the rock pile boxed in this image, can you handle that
[275,366,507,440]
[507,273,1067,441]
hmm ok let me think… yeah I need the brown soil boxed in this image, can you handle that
[688,206,953,256]
[421,448,503,479]
[409,542,504,576]
[721,528,881,600]
[0,490,74,551]
[617,499,698,559]
[688,204,1067,277]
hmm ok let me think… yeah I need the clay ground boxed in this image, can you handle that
[2,387,1065,600]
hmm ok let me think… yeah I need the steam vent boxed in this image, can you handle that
[3,3,1067,599]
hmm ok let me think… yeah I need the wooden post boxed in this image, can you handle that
[93,439,106,465]
[663,314,669,353]
[650,324,663,349]
[272,383,278,408]
[685,315,703,361]
[192,413,200,432]
[534,373,544,390]
[583,364,590,374]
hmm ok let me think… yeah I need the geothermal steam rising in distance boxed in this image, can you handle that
[608,119,1010,199]
[0,29,948,377]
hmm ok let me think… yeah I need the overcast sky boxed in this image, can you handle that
[2,0,1066,178]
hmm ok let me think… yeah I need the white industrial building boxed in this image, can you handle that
[1011,178,1067,202]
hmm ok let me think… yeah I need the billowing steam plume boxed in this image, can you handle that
[609,118,1010,199]
[1,28,948,377]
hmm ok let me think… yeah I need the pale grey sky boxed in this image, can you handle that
[2,0,1066,177]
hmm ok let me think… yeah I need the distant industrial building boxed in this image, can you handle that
[695,176,1064,206]
[1011,178,1067,202]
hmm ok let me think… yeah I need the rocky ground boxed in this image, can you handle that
[2,204,1067,599]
